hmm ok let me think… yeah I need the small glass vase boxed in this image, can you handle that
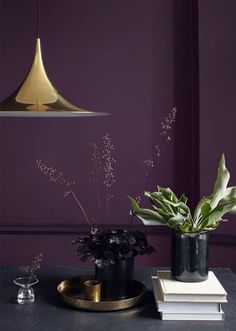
[14,276,38,304]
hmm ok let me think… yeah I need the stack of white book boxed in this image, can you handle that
[152,270,227,321]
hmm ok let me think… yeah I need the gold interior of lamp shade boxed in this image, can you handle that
[0,38,107,117]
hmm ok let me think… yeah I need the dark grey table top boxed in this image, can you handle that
[0,266,236,331]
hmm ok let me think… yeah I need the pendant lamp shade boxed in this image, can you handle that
[0,39,107,117]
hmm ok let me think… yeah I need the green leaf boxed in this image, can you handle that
[193,195,213,222]
[210,154,230,209]
[144,191,171,214]
[147,189,190,216]
[200,202,212,218]
[168,213,187,224]
[179,194,188,204]
[194,187,236,231]
[154,188,190,215]
[149,205,170,218]
[157,186,178,203]
[179,222,192,233]
[204,198,236,227]
[220,187,236,214]
[128,196,166,225]
[199,218,214,231]
[162,199,190,215]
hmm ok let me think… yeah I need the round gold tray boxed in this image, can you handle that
[57,275,146,311]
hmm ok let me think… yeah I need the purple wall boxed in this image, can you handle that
[198,0,236,268]
[0,0,236,272]
[199,1,236,206]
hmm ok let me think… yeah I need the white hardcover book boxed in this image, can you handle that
[157,271,227,302]
[160,310,225,321]
[152,277,222,313]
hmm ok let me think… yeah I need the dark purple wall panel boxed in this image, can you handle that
[198,0,236,236]
[1,0,236,271]
[0,0,178,267]
[0,0,176,227]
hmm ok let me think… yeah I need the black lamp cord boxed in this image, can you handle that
[37,0,40,38]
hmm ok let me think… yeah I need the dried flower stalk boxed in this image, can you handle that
[36,160,91,226]
[142,107,177,190]
[160,106,177,141]
[90,142,102,210]
[26,253,44,284]
[102,133,116,216]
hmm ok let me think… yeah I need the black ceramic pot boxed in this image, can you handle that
[171,231,208,282]
[95,257,134,300]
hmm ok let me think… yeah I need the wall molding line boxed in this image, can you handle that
[0,224,163,235]
[1,224,236,245]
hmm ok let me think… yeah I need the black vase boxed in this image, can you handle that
[171,231,208,282]
[95,257,134,300]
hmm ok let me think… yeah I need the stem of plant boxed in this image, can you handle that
[69,187,91,227]
[128,214,134,229]
[96,175,101,210]
[106,189,109,218]
[27,270,34,286]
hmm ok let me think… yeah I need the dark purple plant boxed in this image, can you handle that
[73,228,155,268]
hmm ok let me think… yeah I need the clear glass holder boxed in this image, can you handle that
[14,276,39,304]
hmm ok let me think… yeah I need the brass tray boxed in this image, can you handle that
[57,275,145,311]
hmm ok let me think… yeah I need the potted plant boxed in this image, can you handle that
[73,228,155,300]
[129,154,236,282]
[36,133,155,300]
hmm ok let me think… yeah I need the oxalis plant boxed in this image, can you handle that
[129,154,236,233]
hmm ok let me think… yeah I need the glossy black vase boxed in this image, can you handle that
[95,258,134,300]
[171,231,208,282]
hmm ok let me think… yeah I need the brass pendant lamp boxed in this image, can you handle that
[0,1,107,117]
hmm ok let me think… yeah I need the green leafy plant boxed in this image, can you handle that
[129,154,236,233]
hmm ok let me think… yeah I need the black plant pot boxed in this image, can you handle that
[95,257,134,300]
[171,231,208,282]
